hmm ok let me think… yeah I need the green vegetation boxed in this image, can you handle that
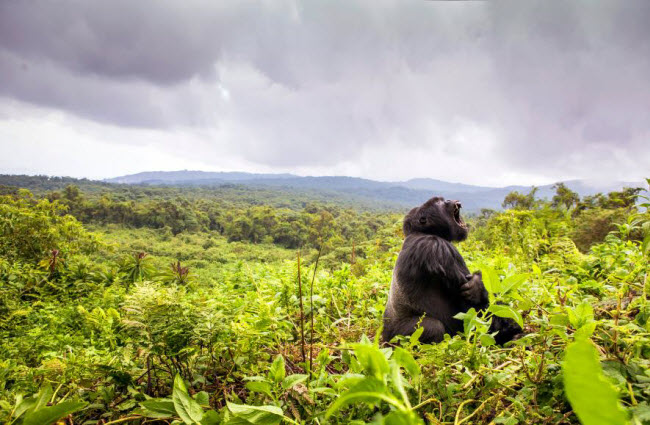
[1,178,649,424]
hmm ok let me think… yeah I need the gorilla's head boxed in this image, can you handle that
[403,196,468,241]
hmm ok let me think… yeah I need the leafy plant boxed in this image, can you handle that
[161,260,196,285]
[3,384,86,425]
[2,178,650,425]
[562,337,628,425]
[119,251,155,289]
[138,374,219,424]
[325,336,425,424]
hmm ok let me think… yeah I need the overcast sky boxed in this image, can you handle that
[0,0,648,186]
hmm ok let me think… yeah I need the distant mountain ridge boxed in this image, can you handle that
[107,170,296,184]
[105,170,643,212]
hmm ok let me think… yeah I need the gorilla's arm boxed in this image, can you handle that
[460,272,489,310]
[460,272,522,342]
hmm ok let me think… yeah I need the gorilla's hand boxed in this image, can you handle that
[460,271,489,307]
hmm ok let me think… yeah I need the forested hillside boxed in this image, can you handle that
[2,173,640,213]
[1,177,649,424]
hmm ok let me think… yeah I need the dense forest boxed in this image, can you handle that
[1,176,649,424]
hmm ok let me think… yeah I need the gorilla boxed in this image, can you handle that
[382,196,522,345]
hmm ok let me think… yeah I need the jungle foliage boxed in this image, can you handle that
[8,176,397,251]
[0,179,649,425]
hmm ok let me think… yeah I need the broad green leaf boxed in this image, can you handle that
[245,381,273,398]
[173,374,204,424]
[488,304,523,328]
[116,399,136,411]
[334,373,366,390]
[140,399,176,418]
[316,348,332,371]
[343,376,387,395]
[201,410,221,425]
[482,267,500,294]
[326,391,404,418]
[408,326,424,346]
[479,333,496,347]
[575,301,594,323]
[493,415,518,425]
[574,321,597,339]
[500,273,528,294]
[392,347,420,379]
[349,343,390,380]
[194,391,210,406]
[567,302,594,329]
[13,397,36,420]
[30,384,53,413]
[550,313,570,327]
[325,377,404,418]
[23,401,87,425]
[455,307,478,335]
[226,402,284,425]
[281,374,308,390]
[389,361,410,408]
[268,355,285,383]
[562,338,628,425]
[13,393,23,408]
[311,386,337,396]
[483,269,527,295]
[640,236,649,256]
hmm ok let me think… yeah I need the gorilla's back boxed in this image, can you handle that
[383,236,464,335]
[384,267,418,319]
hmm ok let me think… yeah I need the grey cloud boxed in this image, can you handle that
[0,0,649,180]
[0,48,226,128]
[0,0,228,83]
[483,2,650,176]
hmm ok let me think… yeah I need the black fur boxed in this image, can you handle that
[382,197,523,344]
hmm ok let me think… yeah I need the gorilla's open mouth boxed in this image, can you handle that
[453,202,467,228]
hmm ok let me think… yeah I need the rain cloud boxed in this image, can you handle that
[0,0,648,184]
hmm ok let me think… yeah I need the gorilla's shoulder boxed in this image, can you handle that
[402,233,458,256]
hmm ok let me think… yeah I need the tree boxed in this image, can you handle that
[0,191,99,263]
[551,183,580,210]
[575,187,643,213]
[63,184,82,202]
[601,187,642,209]
[502,187,539,210]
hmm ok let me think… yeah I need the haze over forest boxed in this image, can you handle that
[102,169,642,211]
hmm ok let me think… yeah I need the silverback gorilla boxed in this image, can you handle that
[382,196,522,345]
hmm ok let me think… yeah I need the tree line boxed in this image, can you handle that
[4,184,397,252]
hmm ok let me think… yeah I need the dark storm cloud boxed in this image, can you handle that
[0,1,226,83]
[0,0,649,179]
